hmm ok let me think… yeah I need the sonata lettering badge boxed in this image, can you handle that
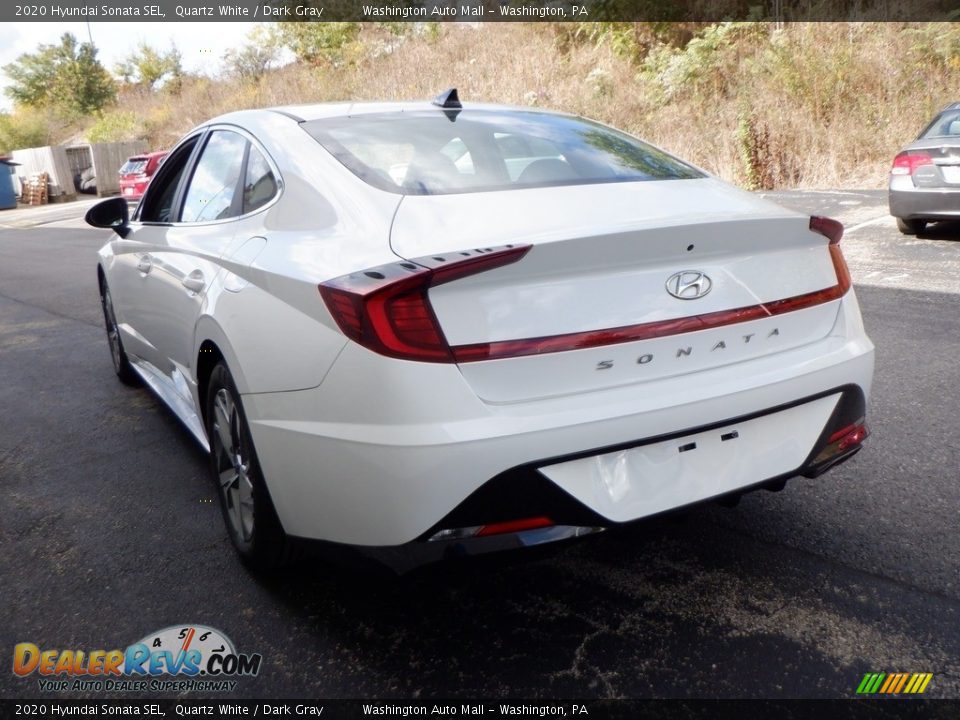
[595,328,781,370]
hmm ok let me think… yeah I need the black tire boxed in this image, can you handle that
[98,277,139,386]
[206,362,291,571]
[896,217,927,235]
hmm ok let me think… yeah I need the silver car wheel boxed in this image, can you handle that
[212,387,255,543]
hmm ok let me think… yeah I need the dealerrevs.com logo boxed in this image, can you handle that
[13,625,262,693]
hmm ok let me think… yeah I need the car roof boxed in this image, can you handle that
[205,100,571,126]
[126,151,167,161]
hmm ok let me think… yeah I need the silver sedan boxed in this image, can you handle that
[889,101,960,235]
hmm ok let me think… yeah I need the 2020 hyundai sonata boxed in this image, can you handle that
[87,90,874,570]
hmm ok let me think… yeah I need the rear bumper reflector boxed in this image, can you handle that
[428,516,555,542]
[812,419,870,466]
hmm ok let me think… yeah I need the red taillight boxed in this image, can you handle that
[813,419,869,466]
[809,215,843,245]
[810,215,852,296]
[324,219,852,365]
[828,422,870,451]
[449,221,854,363]
[891,151,933,176]
[319,244,531,362]
[475,516,554,537]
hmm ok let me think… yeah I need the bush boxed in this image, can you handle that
[87,111,142,143]
[0,109,52,153]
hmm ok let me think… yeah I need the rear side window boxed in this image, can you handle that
[919,109,960,139]
[120,159,147,176]
[181,130,247,223]
[243,145,278,214]
[303,109,703,195]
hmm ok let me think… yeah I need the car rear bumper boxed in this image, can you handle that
[118,181,148,200]
[243,292,874,548]
[362,385,866,572]
[889,179,960,220]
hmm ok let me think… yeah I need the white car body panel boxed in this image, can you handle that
[454,303,840,404]
[245,296,871,546]
[539,393,840,523]
[93,101,875,555]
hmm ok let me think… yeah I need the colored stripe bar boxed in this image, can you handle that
[879,674,896,694]
[913,673,933,694]
[861,673,879,694]
[868,673,886,694]
[857,671,933,695]
[893,673,909,693]
[904,674,920,693]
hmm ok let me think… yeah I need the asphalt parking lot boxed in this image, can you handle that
[1,190,958,699]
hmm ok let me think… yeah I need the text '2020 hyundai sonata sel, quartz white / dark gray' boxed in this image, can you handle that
[86,90,874,571]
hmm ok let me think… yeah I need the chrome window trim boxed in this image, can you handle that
[133,123,284,229]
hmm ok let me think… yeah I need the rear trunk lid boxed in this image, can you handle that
[904,138,960,187]
[390,178,844,403]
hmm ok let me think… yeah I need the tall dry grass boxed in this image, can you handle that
[97,22,960,189]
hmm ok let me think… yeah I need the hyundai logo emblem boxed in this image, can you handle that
[665,271,712,300]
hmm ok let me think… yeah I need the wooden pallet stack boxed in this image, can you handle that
[22,172,49,205]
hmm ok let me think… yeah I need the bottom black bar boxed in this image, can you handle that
[0,699,957,720]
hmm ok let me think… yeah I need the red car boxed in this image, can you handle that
[118,151,167,201]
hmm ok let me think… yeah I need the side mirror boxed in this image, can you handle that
[85,197,130,238]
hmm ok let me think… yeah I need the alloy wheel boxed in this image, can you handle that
[211,387,255,543]
[101,287,123,373]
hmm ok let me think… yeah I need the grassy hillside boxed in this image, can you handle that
[23,22,960,189]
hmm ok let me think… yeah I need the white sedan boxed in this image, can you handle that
[86,91,874,571]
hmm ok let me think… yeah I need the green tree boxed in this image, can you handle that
[223,29,280,81]
[3,33,115,117]
[269,23,360,66]
[2,44,59,108]
[115,42,183,90]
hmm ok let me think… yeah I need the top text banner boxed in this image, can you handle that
[5,0,960,22]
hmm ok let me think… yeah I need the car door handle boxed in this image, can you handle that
[136,255,152,273]
[181,270,205,294]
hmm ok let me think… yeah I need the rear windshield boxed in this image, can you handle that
[919,109,960,139]
[302,110,703,195]
[120,159,147,175]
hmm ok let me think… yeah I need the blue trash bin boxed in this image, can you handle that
[0,159,19,210]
